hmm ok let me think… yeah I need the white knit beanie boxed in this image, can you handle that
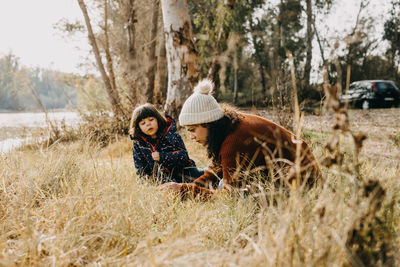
[179,79,224,126]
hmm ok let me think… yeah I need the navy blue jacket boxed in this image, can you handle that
[132,115,197,183]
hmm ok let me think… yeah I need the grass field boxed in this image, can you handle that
[0,108,399,266]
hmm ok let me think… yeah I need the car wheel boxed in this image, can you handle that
[361,100,370,110]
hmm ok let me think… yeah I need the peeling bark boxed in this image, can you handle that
[161,0,200,117]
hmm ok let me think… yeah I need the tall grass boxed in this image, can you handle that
[1,110,399,265]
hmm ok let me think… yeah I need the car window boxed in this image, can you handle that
[376,82,389,90]
[385,82,395,90]
[390,82,400,90]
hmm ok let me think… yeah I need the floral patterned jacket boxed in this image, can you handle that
[132,115,197,183]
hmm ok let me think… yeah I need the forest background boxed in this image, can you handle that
[1,1,400,266]
[1,0,399,121]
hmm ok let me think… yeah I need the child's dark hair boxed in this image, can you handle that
[130,104,168,140]
[203,104,240,162]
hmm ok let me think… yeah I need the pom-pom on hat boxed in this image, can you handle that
[179,79,224,126]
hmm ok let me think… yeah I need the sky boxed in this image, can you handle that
[0,0,392,75]
[0,0,90,74]
[310,0,391,82]
[318,0,390,50]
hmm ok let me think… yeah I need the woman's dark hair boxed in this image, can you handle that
[203,104,240,162]
[130,104,168,140]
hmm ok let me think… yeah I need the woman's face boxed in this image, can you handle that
[185,125,208,146]
[139,116,159,138]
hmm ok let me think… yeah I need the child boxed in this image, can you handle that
[129,103,203,183]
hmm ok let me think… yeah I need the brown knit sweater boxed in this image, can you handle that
[180,112,321,198]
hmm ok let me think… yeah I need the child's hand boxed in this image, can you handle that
[128,129,134,140]
[152,152,160,161]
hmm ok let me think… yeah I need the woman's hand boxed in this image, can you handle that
[158,182,182,193]
[152,152,160,161]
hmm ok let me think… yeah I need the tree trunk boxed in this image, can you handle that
[343,0,367,92]
[156,31,168,105]
[258,63,266,100]
[232,45,238,104]
[206,26,228,100]
[145,0,159,103]
[269,49,277,97]
[77,0,124,119]
[103,0,117,93]
[345,64,351,93]
[393,16,399,77]
[249,20,266,100]
[277,0,285,107]
[313,19,326,66]
[207,61,221,99]
[304,0,313,85]
[125,0,138,108]
[161,0,200,118]
[279,0,285,49]
[334,59,343,93]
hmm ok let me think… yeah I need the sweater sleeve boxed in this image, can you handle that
[158,134,193,170]
[180,164,224,198]
[218,144,238,188]
[192,169,220,188]
[181,136,241,198]
[133,142,153,176]
[180,183,217,200]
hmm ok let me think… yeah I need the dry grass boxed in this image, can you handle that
[1,108,399,266]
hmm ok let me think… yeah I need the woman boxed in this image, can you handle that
[161,79,321,197]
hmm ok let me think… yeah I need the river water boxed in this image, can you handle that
[0,112,80,153]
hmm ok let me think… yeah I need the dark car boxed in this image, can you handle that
[341,80,400,109]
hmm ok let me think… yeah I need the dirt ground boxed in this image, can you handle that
[2,108,399,164]
[253,108,400,163]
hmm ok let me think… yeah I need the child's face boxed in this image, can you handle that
[185,125,208,146]
[139,116,159,138]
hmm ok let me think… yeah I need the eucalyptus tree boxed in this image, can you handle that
[161,0,201,117]
[304,0,312,86]
[144,0,160,104]
[188,0,232,98]
[188,0,263,103]
[258,0,304,108]
[77,0,126,119]
[66,0,162,119]
[325,0,382,90]
[303,0,333,86]
[383,0,400,79]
